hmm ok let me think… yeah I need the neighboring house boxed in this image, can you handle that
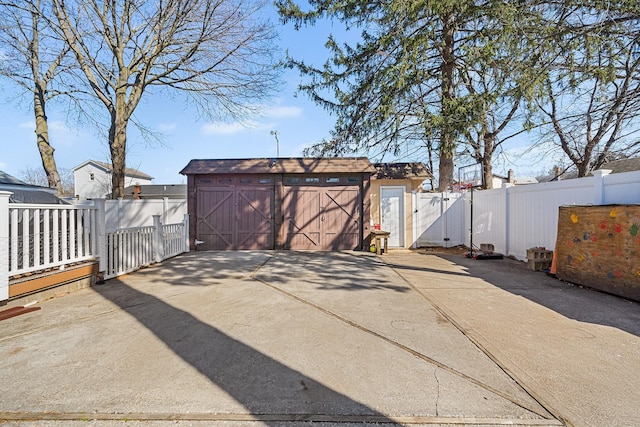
[491,169,538,188]
[370,162,432,249]
[122,184,187,200]
[0,170,66,204]
[73,160,153,200]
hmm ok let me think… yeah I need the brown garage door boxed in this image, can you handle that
[282,185,360,250]
[196,185,274,250]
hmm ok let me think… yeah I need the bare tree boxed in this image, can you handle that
[20,165,74,195]
[532,4,640,177]
[0,0,75,194]
[52,0,280,198]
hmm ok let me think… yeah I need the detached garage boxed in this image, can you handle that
[180,158,375,251]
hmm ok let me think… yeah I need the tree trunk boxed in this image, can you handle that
[482,131,495,189]
[438,11,457,191]
[109,117,128,199]
[34,83,63,194]
[482,157,493,189]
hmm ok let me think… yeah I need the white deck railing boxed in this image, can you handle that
[6,202,99,277]
[1,192,189,301]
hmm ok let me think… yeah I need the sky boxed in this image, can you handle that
[0,3,561,186]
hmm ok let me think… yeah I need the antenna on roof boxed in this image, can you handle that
[270,130,280,158]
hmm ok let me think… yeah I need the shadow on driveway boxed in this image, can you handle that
[93,270,395,423]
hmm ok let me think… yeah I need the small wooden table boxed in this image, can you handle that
[370,230,391,255]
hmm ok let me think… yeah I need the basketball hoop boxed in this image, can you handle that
[457,162,484,191]
[458,163,484,257]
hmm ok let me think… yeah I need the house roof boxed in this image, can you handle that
[122,184,187,199]
[600,157,640,174]
[0,170,30,187]
[373,162,432,180]
[0,170,66,203]
[180,158,376,175]
[73,160,153,180]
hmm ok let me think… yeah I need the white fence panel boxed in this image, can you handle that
[413,192,464,247]
[105,199,187,229]
[465,188,507,254]
[603,170,640,204]
[104,214,189,280]
[415,169,640,261]
[105,226,155,279]
[503,178,596,259]
[162,222,187,259]
[8,202,98,276]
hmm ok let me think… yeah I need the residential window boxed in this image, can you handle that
[90,173,95,181]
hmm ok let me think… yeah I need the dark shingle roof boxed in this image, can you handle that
[373,162,432,180]
[601,157,640,174]
[180,158,376,175]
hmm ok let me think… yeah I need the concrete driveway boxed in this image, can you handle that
[0,250,638,426]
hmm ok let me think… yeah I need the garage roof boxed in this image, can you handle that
[180,158,375,175]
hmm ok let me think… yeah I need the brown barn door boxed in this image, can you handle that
[236,187,274,249]
[282,188,322,249]
[283,186,360,250]
[323,187,360,250]
[196,186,274,250]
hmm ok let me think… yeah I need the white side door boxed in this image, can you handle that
[380,186,405,247]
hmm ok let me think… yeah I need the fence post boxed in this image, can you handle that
[94,199,107,276]
[153,214,163,263]
[592,169,612,205]
[0,191,12,301]
[182,214,190,253]
[163,197,169,225]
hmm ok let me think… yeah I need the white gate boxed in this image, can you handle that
[413,192,465,248]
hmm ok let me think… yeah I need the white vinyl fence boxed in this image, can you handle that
[413,192,465,247]
[1,193,189,301]
[105,198,187,229]
[104,214,189,279]
[413,169,640,260]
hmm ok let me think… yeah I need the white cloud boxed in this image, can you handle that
[201,120,274,135]
[265,105,303,119]
[49,120,71,133]
[19,121,35,129]
[19,120,70,133]
[158,122,177,132]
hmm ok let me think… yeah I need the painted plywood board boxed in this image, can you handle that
[556,205,640,301]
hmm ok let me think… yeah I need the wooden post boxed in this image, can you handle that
[0,191,12,301]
